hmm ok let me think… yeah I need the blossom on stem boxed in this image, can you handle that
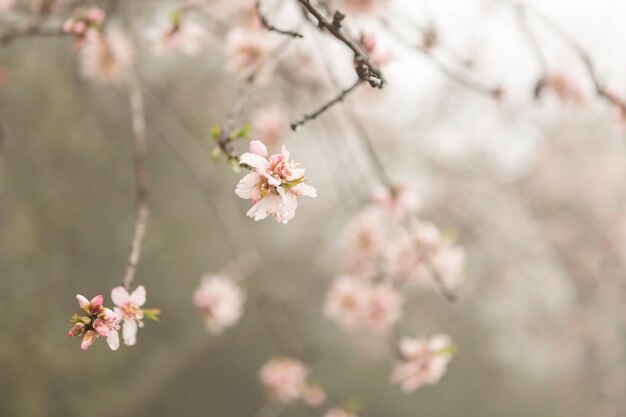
[390,334,455,392]
[111,285,160,346]
[235,140,316,224]
[259,357,309,403]
[146,11,208,56]
[62,8,106,47]
[193,274,245,334]
[68,294,120,351]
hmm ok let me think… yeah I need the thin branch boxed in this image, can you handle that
[255,0,304,38]
[122,73,150,291]
[295,0,384,87]
[290,78,364,131]
[1,22,68,45]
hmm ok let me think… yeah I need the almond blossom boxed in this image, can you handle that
[67,294,120,351]
[390,334,454,393]
[235,140,316,224]
[79,28,134,83]
[193,274,245,334]
[225,28,272,80]
[324,275,403,333]
[62,8,106,47]
[146,15,208,56]
[259,357,309,403]
[370,184,420,222]
[111,285,160,346]
[0,0,15,12]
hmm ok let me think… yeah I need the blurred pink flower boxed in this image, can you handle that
[225,28,272,79]
[193,274,245,334]
[79,28,134,83]
[390,334,454,392]
[359,32,391,66]
[259,357,309,403]
[62,8,106,39]
[68,294,120,351]
[339,0,386,14]
[325,275,403,333]
[251,106,289,148]
[111,285,146,346]
[370,184,420,222]
[0,0,15,12]
[235,140,316,224]
[146,18,208,56]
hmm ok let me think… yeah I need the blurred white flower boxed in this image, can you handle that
[193,274,245,334]
[225,28,272,80]
[79,28,134,83]
[259,357,309,403]
[390,334,454,392]
[146,19,208,56]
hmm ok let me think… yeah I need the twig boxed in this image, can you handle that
[294,0,384,87]
[122,73,150,291]
[290,78,364,131]
[1,22,68,45]
[255,0,304,38]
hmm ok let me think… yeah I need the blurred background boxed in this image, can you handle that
[1,0,626,416]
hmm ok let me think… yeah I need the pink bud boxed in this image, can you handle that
[76,294,90,310]
[67,322,85,337]
[92,319,110,337]
[87,8,106,24]
[80,330,96,350]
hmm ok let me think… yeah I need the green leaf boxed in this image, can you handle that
[142,309,161,321]
[228,159,242,173]
[233,123,252,140]
[210,126,222,140]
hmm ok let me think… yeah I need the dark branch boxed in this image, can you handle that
[290,78,364,131]
[255,0,304,38]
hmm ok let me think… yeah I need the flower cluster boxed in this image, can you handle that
[193,274,245,334]
[236,140,317,224]
[68,294,120,351]
[68,286,159,350]
[324,187,464,334]
[324,275,402,333]
[390,334,455,392]
[259,357,325,406]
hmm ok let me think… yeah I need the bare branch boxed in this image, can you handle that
[290,78,364,131]
[122,74,150,291]
[255,0,304,38]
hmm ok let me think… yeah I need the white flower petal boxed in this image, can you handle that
[107,329,120,351]
[240,152,268,170]
[130,285,146,306]
[235,172,262,200]
[111,286,129,306]
[123,319,138,346]
[249,140,268,157]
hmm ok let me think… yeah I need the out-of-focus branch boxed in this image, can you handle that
[255,0,304,38]
[507,1,626,117]
[379,17,503,99]
[0,20,68,45]
[290,78,364,131]
[122,73,150,291]
[295,0,384,88]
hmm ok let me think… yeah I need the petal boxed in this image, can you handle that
[76,294,89,310]
[240,152,268,170]
[246,200,270,221]
[90,295,104,306]
[130,286,146,306]
[80,330,96,351]
[67,323,85,337]
[293,183,317,198]
[111,286,129,306]
[235,172,262,200]
[107,329,120,351]
[93,319,110,337]
[280,145,290,160]
[123,319,138,346]
[249,140,268,157]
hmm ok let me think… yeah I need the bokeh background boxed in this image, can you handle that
[1,0,626,416]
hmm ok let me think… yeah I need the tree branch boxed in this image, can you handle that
[255,0,304,38]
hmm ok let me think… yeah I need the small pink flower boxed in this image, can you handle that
[390,334,454,392]
[62,8,106,39]
[359,32,391,66]
[111,285,150,346]
[193,274,245,334]
[225,28,272,79]
[68,294,120,351]
[259,357,309,403]
[235,140,316,224]
[361,283,403,333]
[146,18,208,56]
[370,185,420,222]
[251,106,289,148]
[79,28,134,83]
[0,0,15,12]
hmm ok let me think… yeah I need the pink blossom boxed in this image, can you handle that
[359,32,391,66]
[324,408,358,417]
[146,18,208,56]
[259,357,309,403]
[79,28,134,83]
[0,0,15,12]
[390,334,454,392]
[251,106,289,148]
[193,274,245,334]
[68,294,120,351]
[111,285,146,346]
[370,185,420,222]
[62,8,106,39]
[324,275,403,333]
[225,28,272,79]
[235,140,316,224]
